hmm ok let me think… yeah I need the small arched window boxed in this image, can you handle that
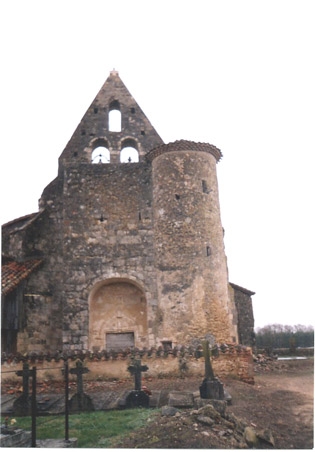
[108,100,121,132]
[91,146,110,164]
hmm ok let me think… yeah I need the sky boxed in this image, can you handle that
[1,0,314,329]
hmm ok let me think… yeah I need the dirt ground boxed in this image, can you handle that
[224,358,314,449]
[2,357,313,448]
[111,357,314,449]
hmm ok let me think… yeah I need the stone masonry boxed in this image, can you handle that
[1,70,255,356]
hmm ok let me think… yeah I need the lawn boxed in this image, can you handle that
[1,408,158,448]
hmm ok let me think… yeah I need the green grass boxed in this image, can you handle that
[1,409,158,448]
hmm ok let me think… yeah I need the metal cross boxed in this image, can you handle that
[16,362,35,399]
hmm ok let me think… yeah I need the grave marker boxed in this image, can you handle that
[13,363,34,416]
[13,363,37,446]
[199,340,224,400]
[127,359,148,391]
[125,358,150,408]
[69,360,94,412]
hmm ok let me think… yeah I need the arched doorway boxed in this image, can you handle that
[88,279,148,352]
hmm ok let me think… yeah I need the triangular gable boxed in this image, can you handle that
[59,70,164,165]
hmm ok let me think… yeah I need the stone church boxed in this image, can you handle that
[1,70,255,356]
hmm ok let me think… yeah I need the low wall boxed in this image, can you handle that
[256,347,314,357]
[1,344,254,384]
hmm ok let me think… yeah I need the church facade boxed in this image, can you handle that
[1,71,255,355]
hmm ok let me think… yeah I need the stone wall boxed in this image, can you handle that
[229,284,255,347]
[2,150,254,354]
[151,146,237,344]
[2,200,64,354]
[16,293,62,353]
[1,344,254,384]
[57,162,158,351]
[17,151,244,353]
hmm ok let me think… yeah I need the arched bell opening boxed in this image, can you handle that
[120,138,139,163]
[90,138,111,163]
[91,146,110,164]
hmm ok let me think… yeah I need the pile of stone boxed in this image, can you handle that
[163,400,275,448]
[112,398,275,449]
[253,353,278,372]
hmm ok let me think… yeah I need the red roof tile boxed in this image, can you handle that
[2,259,43,296]
[146,140,223,163]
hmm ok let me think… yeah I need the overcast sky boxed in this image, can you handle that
[1,1,314,329]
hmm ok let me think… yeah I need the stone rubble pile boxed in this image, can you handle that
[160,400,275,449]
[253,353,278,371]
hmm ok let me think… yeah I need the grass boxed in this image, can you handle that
[1,408,158,448]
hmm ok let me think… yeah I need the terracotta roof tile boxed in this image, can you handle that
[146,139,223,162]
[2,259,43,296]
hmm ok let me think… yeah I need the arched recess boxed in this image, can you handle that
[88,278,148,352]
[120,138,139,163]
[108,100,121,132]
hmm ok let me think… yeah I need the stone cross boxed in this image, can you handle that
[203,340,215,380]
[200,340,224,400]
[70,360,89,395]
[67,361,94,412]
[127,359,148,391]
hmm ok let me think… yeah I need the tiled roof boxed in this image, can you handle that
[146,140,223,163]
[2,259,43,296]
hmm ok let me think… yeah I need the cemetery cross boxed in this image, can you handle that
[16,362,34,400]
[70,360,89,396]
[203,340,215,380]
[127,359,148,391]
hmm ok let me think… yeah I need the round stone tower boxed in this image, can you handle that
[147,140,236,345]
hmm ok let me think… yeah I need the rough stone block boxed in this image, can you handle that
[0,428,31,447]
[168,391,194,408]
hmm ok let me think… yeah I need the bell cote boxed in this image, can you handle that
[59,70,164,168]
